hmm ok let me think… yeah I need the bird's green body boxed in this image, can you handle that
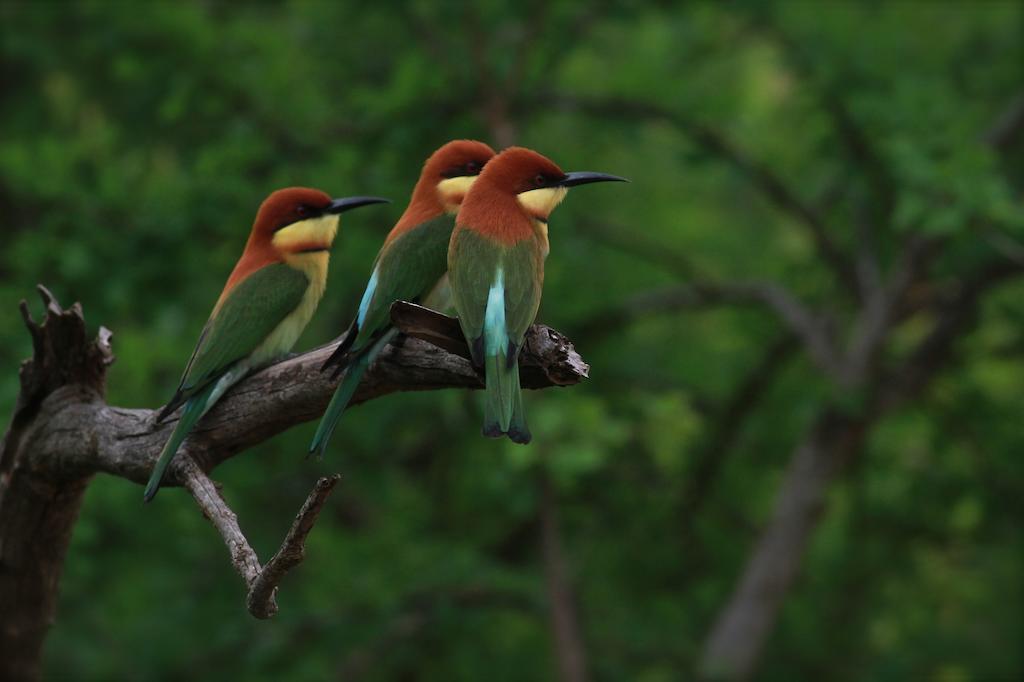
[143,188,388,501]
[351,214,456,351]
[145,264,315,501]
[310,215,455,457]
[309,139,496,457]
[448,229,544,442]
[448,146,626,442]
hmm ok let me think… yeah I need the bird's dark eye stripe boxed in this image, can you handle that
[441,161,486,178]
[272,206,324,232]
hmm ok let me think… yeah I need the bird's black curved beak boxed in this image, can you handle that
[558,172,630,187]
[326,196,391,214]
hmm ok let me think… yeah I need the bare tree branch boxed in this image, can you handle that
[8,302,586,490]
[0,287,589,681]
[180,455,342,619]
[246,474,342,618]
[182,456,263,586]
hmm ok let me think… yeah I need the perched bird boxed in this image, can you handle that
[144,188,389,502]
[309,139,496,457]
[448,147,626,443]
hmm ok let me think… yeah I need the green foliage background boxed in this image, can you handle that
[1,1,1021,680]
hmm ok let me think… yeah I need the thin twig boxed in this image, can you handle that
[181,456,261,586]
[182,456,342,619]
[247,474,342,618]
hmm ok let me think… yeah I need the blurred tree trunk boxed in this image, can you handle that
[539,470,590,682]
[698,259,1020,680]
[699,411,867,680]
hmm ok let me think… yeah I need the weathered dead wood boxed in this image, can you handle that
[179,456,341,620]
[0,286,113,682]
[0,287,589,681]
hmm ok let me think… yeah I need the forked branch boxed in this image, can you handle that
[0,286,590,679]
[179,455,341,619]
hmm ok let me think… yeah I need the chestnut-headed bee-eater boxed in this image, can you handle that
[448,147,626,443]
[144,188,389,502]
[308,140,496,457]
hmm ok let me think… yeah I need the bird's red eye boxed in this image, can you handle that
[466,161,481,174]
[296,205,308,217]
[534,174,546,188]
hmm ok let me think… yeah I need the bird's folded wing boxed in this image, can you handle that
[353,215,454,350]
[171,263,310,401]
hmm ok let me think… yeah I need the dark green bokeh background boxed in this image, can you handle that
[2,1,1022,680]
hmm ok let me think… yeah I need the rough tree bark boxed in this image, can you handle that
[0,288,589,682]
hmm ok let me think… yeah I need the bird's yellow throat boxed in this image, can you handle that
[436,175,478,213]
[517,186,568,218]
[272,214,340,253]
[272,213,338,309]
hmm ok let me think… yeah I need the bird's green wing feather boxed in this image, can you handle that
[312,217,454,454]
[173,263,309,399]
[352,215,454,350]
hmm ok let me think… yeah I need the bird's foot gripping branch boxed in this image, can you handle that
[0,286,588,680]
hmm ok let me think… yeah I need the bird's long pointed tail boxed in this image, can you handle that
[480,267,530,444]
[143,385,216,502]
[482,352,531,444]
[309,328,398,458]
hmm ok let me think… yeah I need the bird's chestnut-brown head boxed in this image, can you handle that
[252,187,389,255]
[470,146,628,222]
[387,140,496,239]
[418,139,497,214]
